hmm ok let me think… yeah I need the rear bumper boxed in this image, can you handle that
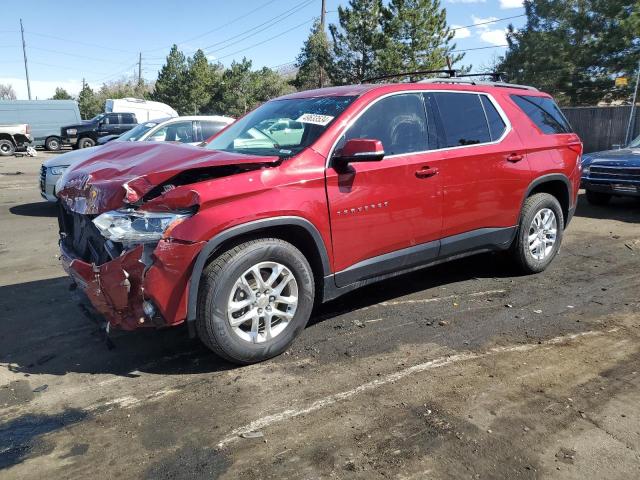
[60,238,205,331]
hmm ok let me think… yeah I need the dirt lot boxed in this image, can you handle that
[1,152,639,479]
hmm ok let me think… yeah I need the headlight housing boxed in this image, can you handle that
[93,209,191,244]
[582,165,590,176]
[50,165,69,175]
[66,128,77,135]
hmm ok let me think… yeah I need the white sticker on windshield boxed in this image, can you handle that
[296,113,334,126]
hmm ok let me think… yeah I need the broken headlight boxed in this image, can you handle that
[93,209,191,244]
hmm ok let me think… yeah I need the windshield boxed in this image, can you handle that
[205,96,356,158]
[116,121,160,142]
[628,135,640,148]
[89,113,105,122]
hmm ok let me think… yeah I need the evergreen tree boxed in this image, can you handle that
[187,49,219,114]
[294,20,333,90]
[77,81,102,119]
[379,0,462,81]
[329,0,387,84]
[499,0,640,105]
[152,45,190,114]
[51,87,73,100]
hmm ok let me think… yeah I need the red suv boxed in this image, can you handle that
[57,80,582,364]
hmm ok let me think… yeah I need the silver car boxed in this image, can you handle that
[39,115,234,202]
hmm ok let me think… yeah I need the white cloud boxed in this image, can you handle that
[451,25,472,39]
[479,29,507,45]
[0,77,99,100]
[447,0,486,3]
[500,0,524,8]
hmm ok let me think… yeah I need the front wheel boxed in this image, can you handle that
[197,238,315,364]
[0,139,15,156]
[45,136,61,151]
[77,137,95,149]
[510,193,564,274]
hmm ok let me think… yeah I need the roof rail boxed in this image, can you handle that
[418,77,538,91]
[362,69,456,83]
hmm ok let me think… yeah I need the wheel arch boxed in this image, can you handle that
[186,216,331,332]
[0,133,16,144]
[522,174,572,227]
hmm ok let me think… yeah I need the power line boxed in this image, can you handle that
[25,31,135,53]
[452,44,509,53]
[215,18,315,62]
[201,0,314,53]
[142,0,281,53]
[451,14,526,32]
[27,45,134,64]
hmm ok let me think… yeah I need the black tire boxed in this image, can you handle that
[585,189,611,206]
[197,238,315,364]
[45,136,62,151]
[0,139,15,156]
[510,193,564,274]
[77,137,95,149]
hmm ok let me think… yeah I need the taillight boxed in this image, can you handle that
[25,124,31,134]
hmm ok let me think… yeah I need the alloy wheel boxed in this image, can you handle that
[528,208,557,261]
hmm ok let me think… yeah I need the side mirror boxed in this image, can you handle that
[333,138,385,168]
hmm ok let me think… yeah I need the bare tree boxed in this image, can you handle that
[0,83,17,100]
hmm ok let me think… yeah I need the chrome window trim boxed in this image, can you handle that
[326,89,513,168]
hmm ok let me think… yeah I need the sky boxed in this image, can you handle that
[0,0,526,100]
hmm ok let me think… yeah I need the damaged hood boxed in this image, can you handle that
[57,141,280,214]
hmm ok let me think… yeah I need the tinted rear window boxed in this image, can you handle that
[428,92,491,147]
[511,95,572,134]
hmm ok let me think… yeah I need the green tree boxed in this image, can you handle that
[77,81,102,119]
[152,45,190,114]
[329,0,387,84]
[294,20,333,90]
[51,87,73,100]
[186,49,219,114]
[499,0,640,106]
[379,0,462,81]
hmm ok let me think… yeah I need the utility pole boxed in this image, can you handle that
[137,52,142,88]
[319,0,326,88]
[20,19,32,100]
[624,60,640,146]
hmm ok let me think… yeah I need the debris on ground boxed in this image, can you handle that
[240,431,264,439]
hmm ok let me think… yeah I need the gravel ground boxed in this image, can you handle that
[1,152,639,479]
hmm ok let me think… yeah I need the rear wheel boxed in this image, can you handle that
[585,189,611,206]
[510,193,564,274]
[197,238,314,364]
[77,137,95,149]
[45,136,61,151]
[0,139,15,156]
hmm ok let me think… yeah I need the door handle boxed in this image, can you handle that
[506,153,524,163]
[415,166,439,178]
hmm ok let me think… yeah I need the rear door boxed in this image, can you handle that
[425,91,531,245]
[119,113,138,134]
[326,92,444,285]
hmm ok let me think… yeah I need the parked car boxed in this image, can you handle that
[105,98,177,122]
[0,100,81,151]
[41,116,235,201]
[60,112,138,149]
[0,124,32,156]
[581,134,640,204]
[97,115,234,146]
[56,80,582,364]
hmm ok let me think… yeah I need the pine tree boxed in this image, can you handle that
[187,49,219,114]
[77,81,102,119]
[294,20,333,90]
[51,87,73,100]
[329,0,387,84]
[152,45,189,114]
[499,0,640,106]
[379,0,462,81]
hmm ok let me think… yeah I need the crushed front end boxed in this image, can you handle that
[58,204,204,331]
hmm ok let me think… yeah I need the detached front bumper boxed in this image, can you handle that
[60,238,205,331]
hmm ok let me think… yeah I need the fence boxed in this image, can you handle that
[561,106,639,153]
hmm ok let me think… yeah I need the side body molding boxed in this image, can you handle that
[186,216,332,331]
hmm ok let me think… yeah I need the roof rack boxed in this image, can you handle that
[362,69,456,83]
[418,77,538,91]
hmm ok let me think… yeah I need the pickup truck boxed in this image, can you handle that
[0,124,32,156]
